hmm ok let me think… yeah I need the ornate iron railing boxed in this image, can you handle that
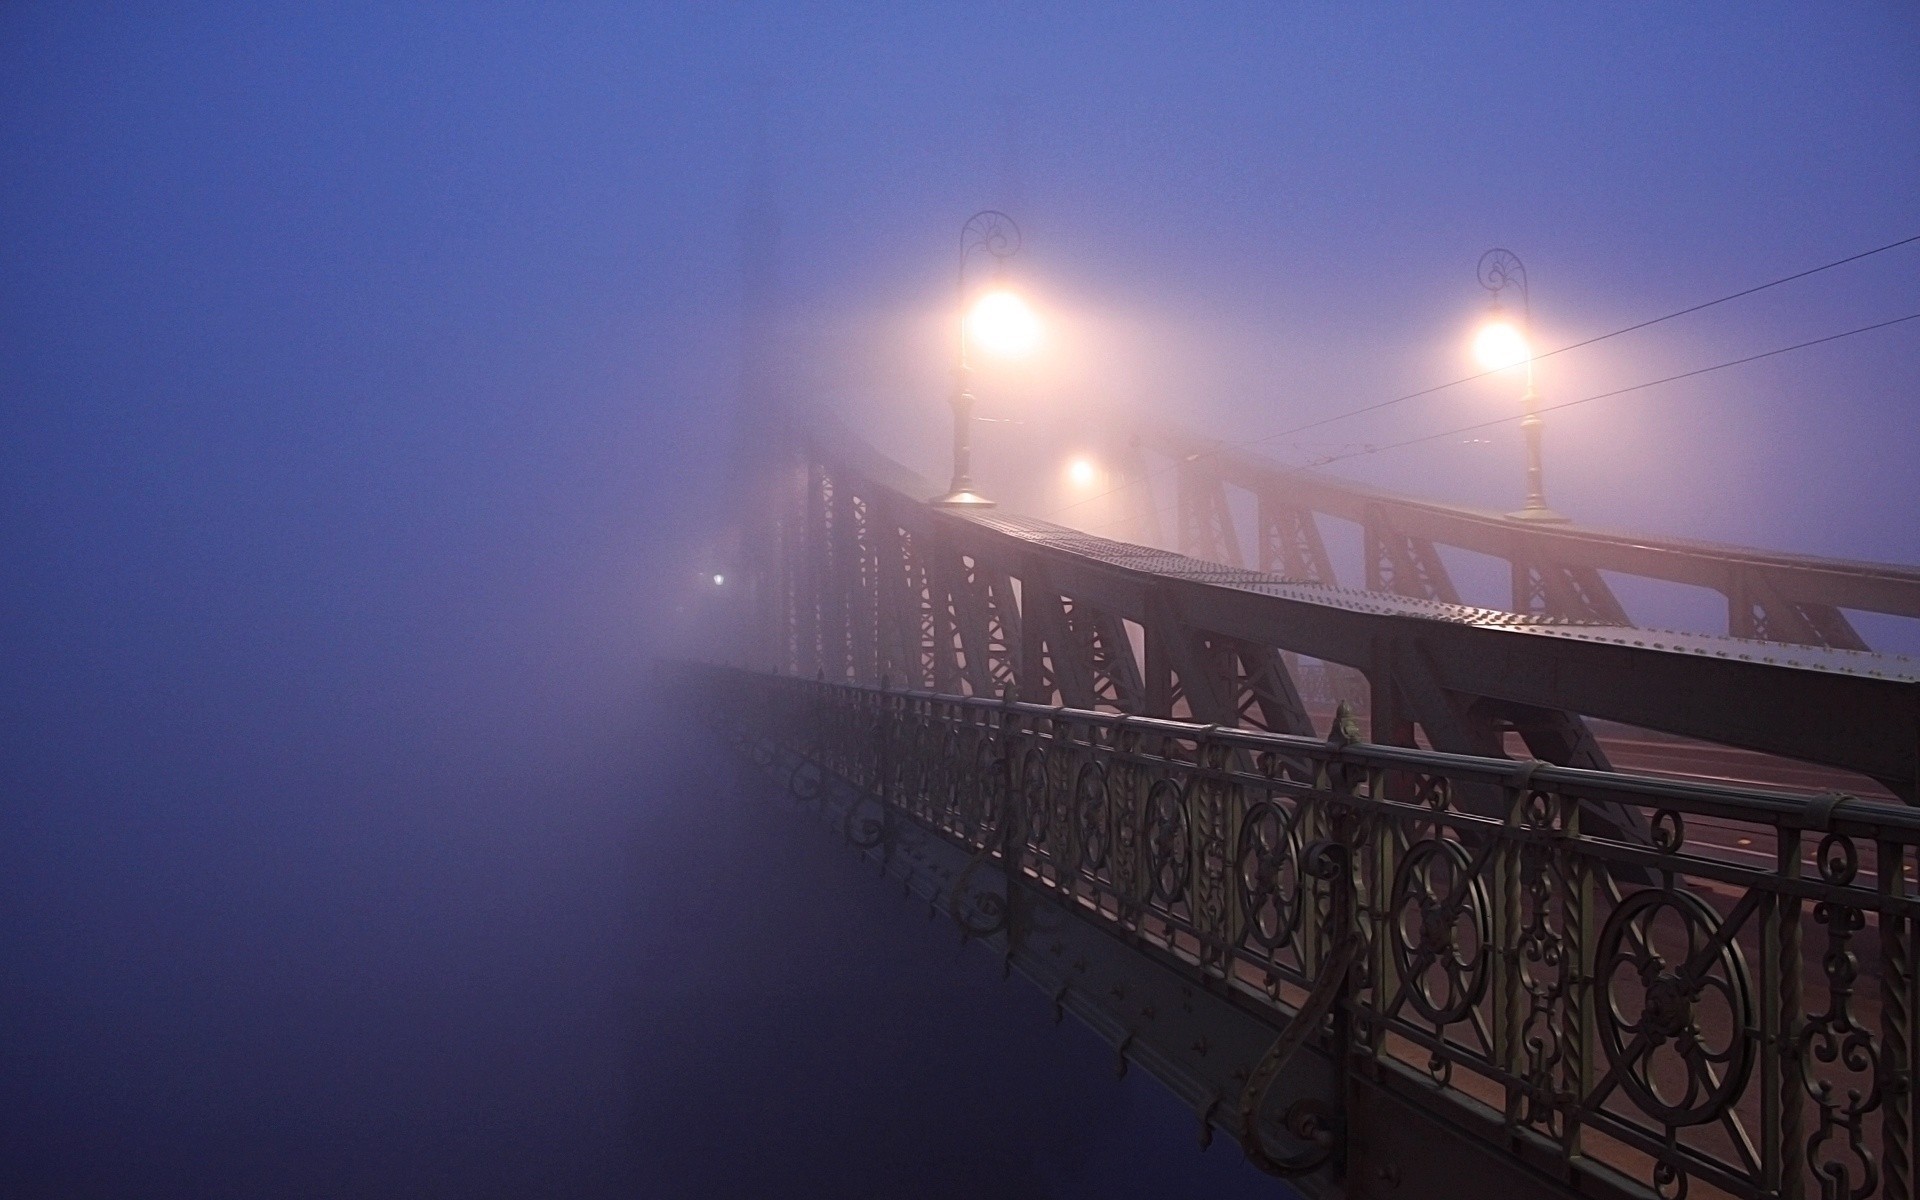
[699,663,1918,1200]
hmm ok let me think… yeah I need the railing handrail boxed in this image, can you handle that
[693,663,1920,844]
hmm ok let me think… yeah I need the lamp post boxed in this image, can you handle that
[934,210,1029,507]
[1476,248,1567,523]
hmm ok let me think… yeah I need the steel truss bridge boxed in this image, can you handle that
[689,411,1920,1199]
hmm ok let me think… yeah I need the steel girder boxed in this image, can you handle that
[1145,428,1920,649]
[1362,503,1462,604]
[1256,493,1336,584]
[781,420,1920,803]
[1177,457,1245,568]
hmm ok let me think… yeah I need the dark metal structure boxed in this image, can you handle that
[1142,427,1920,651]
[702,410,1920,1198]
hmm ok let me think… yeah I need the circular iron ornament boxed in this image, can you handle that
[949,849,1011,939]
[1143,778,1192,906]
[1816,832,1858,886]
[1238,800,1305,950]
[1595,888,1755,1127]
[1389,838,1493,1025]
[1650,1159,1688,1200]
[1522,789,1556,830]
[844,793,888,849]
[788,757,825,808]
[1074,762,1111,873]
[1650,809,1687,854]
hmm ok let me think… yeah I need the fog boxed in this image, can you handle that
[2,6,1915,1197]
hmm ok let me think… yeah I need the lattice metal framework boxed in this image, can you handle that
[711,412,1920,1197]
[699,665,1920,1199]
[1145,429,1918,649]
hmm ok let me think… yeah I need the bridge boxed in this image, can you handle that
[686,408,1920,1199]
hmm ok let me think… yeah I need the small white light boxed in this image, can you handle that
[1066,457,1097,487]
[712,573,725,586]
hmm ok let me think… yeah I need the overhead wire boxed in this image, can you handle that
[1246,229,1920,449]
[1302,311,1920,468]
[1042,231,1920,519]
[1068,311,1920,540]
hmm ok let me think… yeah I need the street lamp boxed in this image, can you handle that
[1476,248,1567,523]
[934,210,1037,507]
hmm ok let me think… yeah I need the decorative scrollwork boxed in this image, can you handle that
[1045,744,1075,864]
[1801,891,1883,1200]
[1522,788,1557,830]
[788,757,825,810]
[1238,837,1356,1178]
[949,847,1011,940]
[1818,832,1860,886]
[1074,762,1110,874]
[1019,747,1051,849]
[1514,839,1573,1130]
[1144,778,1191,906]
[1389,839,1492,1025]
[961,740,1003,845]
[1650,809,1686,854]
[1595,888,1754,1127]
[1190,755,1235,951]
[1651,1158,1687,1200]
[1238,799,1304,951]
[706,665,1920,1200]
[960,209,1022,267]
[748,737,775,771]
[937,725,969,826]
[1477,247,1527,298]
[1107,750,1146,909]
[843,789,889,850]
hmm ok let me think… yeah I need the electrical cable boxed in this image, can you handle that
[1042,232,1920,519]
[1302,311,1919,468]
[1053,311,1919,531]
[1246,230,1920,449]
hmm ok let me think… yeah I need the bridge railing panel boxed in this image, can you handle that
[697,663,1919,1200]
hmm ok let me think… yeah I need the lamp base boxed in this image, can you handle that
[932,489,996,508]
[1506,505,1570,524]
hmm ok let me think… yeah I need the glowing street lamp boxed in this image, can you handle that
[1473,319,1530,373]
[934,210,1039,507]
[967,289,1040,359]
[1476,248,1566,522]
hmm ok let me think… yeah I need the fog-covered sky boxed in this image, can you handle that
[2,5,1914,1197]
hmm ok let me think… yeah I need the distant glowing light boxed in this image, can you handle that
[967,290,1040,359]
[1066,456,1097,488]
[712,573,726,586]
[1473,320,1530,371]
